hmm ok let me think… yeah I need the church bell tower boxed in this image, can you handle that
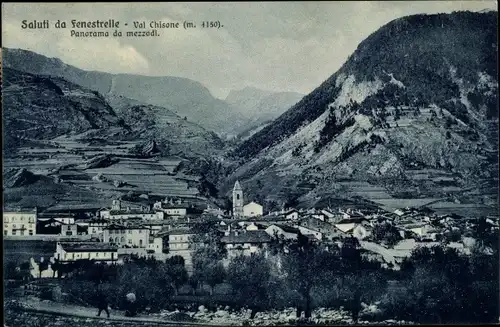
[232,181,244,218]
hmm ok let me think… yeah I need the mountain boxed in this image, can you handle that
[2,48,235,134]
[2,68,226,209]
[2,67,128,152]
[225,87,304,138]
[224,11,498,215]
[225,87,275,114]
[2,67,223,158]
[106,94,225,158]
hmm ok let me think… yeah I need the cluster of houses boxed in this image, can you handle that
[4,181,498,277]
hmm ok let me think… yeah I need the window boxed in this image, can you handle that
[139,240,143,247]
[13,224,16,229]
[128,239,132,244]
[96,253,99,257]
[4,231,7,236]
[128,230,132,234]
[236,194,240,200]
[12,230,16,236]
[121,237,125,243]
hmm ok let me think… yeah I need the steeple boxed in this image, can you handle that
[233,180,242,191]
[232,180,244,218]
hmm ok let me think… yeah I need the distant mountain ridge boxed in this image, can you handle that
[2,48,239,134]
[2,67,224,158]
[225,86,304,138]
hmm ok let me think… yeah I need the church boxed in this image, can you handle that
[232,181,263,218]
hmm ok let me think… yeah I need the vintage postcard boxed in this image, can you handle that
[2,1,499,326]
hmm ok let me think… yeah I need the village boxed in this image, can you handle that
[4,180,498,278]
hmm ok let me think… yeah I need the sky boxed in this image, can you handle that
[2,1,497,99]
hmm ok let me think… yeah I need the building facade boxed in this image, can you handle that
[221,230,272,259]
[165,229,197,275]
[243,202,263,217]
[3,209,37,236]
[54,242,118,264]
[103,224,150,248]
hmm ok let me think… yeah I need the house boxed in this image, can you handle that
[398,222,434,237]
[163,228,197,275]
[100,209,162,221]
[54,217,75,225]
[147,235,164,254]
[244,222,270,231]
[59,222,78,237]
[141,220,171,235]
[243,202,263,218]
[203,205,225,216]
[54,241,118,264]
[335,218,370,233]
[37,212,76,225]
[30,257,57,278]
[312,209,338,222]
[154,198,190,217]
[393,209,405,217]
[103,223,150,248]
[296,216,344,241]
[295,225,323,241]
[88,218,109,239]
[3,208,37,236]
[221,230,272,259]
[265,224,301,240]
[285,209,300,221]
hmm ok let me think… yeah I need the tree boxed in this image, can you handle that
[203,262,225,296]
[280,233,323,318]
[37,258,49,279]
[158,261,188,295]
[188,273,200,295]
[226,254,272,318]
[372,222,402,247]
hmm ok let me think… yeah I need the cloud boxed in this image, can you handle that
[2,19,150,74]
[2,1,496,99]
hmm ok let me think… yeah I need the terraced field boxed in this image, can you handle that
[4,133,203,210]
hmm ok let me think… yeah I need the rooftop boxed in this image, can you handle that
[336,218,369,224]
[60,242,118,252]
[221,230,272,244]
[270,224,301,234]
[109,210,156,215]
[233,180,242,191]
[166,228,196,236]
